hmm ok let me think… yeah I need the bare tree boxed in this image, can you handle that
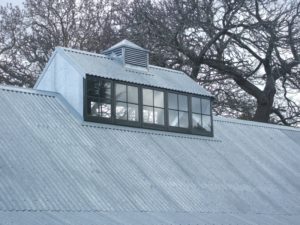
[1,0,299,125]
[0,0,123,87]
[121,0,300,125]
[0,4,34,86]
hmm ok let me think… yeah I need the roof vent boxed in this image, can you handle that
[103,39,149,68]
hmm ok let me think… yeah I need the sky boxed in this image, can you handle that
[0,0,24,6]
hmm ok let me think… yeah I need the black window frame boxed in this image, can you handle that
[85,76,113,123]
[167,91,190,132]
[114,81,140,125]
[190,94,214,136]
[141,87,166,130]
[84,75,214,137]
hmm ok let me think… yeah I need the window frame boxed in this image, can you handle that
[84,75,214,137]
[114,81,140,126]
[167,90,191,133]
[84,76,113,123]
[141,86,167,130]
[190,94,214,136]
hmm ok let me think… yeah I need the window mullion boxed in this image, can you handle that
[165,90,168,129]
[138,86,143,125]
[200,98,203,127]
[151,89,154,124]
[126,85,128,120]
[112,80,116,123]
[188,95,192,131]
[99,98,102,118]
[177,110,180,127]
[177,94,179,127]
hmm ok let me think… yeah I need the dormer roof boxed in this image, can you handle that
[41,47,213,97]
[102,39,149,53]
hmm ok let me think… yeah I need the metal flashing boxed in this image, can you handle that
[0,84,56,97]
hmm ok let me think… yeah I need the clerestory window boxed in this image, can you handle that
[168,93,189,128]
[192,96,212,133]
[115,83,139,122]
[142,88,165,125]
[86,77,112,119]
[84,75,213,136]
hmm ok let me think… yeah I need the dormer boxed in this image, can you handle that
[102,39,149,69]
[34,40,214,137]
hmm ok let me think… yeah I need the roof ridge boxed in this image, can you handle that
[59,47,113,61]
[0,85,56,97]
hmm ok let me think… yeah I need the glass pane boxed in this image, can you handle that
[87,79,99,96]
[154,91,164,108]
[192,113,201,128]
[143,89,153,106]
[95,80,111,98]
[128,104,139,121]
[179,111,189,128]
[178,95,188,111]
[128,86,138,104]
[100,81,111,98]
[116,102,127,120]
[168,93,178,109]
[154,108,164,125]
[168,110,178,127]
[87,99,100,116]
[116,84,126,102]
[143,106,153,123]
[87,79,111,98]
[100,103,111,118]
[202,98,211,115]
[192,97,201,113]
[202,115,212,132]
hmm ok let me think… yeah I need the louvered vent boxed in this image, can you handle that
[103,48,123,57]
[102,40,149,68]
[124,47,148,68]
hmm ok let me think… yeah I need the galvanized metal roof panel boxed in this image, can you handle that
[1,211,300,225]
[282,129,300,145]
[0,85,299,224]
[61,48,213,97]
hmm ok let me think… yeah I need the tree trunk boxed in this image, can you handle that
[253,101,273,122]
[191,64,200,80]
[253,87,276,123]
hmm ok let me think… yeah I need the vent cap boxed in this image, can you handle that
[102,39,149,68]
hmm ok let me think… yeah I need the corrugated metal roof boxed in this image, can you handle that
[0,85,299,224]
[1,211,300,225]
[60,48,213,97]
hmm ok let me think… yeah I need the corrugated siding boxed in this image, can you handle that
[62,48,212,97]
[0,87,299,224]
